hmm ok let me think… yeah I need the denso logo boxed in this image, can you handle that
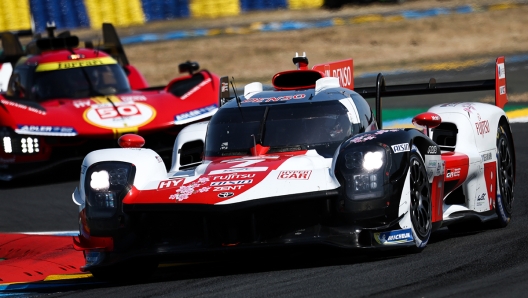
[330,67,352,88]
[391,143,410,153]
[277,170,311,180]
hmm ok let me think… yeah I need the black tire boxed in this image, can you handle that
[90,259,158,283]
[408,152,432,251]
[495,124,514,227]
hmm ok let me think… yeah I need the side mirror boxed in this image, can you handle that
[178,61,200,75]
[412,112,441,136]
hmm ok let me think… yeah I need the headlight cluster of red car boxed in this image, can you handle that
[1,130,40,155]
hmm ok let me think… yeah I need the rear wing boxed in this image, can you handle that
[354,57,507,129]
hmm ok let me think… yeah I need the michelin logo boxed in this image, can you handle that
[374,228,414,245]
[391,143,410,154]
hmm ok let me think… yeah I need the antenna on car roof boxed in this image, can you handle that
[231,77,241,107]
[293,52,308,70]
[94,38,101,56]
[45,22,56,38]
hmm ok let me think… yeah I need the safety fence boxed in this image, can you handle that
[0,0,323,34]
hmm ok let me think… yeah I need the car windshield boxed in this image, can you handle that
[31,64,131,101]
[205,101,353,158]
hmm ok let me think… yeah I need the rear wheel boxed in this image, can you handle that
[495,124,514,227]
[408,152,432,251]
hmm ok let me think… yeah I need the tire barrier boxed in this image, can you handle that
[0,1,526,41]
[0,0,32,33]
[0,0,324,34]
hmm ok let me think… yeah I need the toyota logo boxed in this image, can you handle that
[218,192,234,198]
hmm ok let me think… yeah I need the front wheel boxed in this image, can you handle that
[408,152,432,251]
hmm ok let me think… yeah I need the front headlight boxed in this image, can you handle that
[340,145,390,200]
[1,128,40,154]
[84,162,135,219]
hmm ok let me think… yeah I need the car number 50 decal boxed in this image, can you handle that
[83,102,156,129]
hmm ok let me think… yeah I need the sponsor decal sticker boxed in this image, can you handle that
[218,192,234,198]
[73,100,93,109]
[120,95,147,102]
[391,143,410,153]
[210,179,253,186]
[498,63,506,79]
[209,167,267,175]
[214,185,244,191]
[499,85,506,95]
[476,192,487,207]
[462,103,477,114]
[36,57,117,72]
[212,173,256,180]
[1,100,46,115]
[427,146,438,154]
[446,168,461,178]
[221,81,229,92]
[181,78,212,100]
[158,179,183,189]
[277,170,312,180]
[475,114,490,137]
[242,94,306,103]
[209,157,277,175]
[436,161,443,176]
[374,228,414,245]
[481,152,492,162]
[439,103,477,114]
[16,125,77,136]
[84,102,156,129]
[348,130,400,144]
[169,177,210,201]
[174,104,217,124]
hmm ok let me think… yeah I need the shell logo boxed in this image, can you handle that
[83,102,156,129]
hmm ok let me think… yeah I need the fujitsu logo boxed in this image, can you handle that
[212,174,256,180]
[475,114,490,137]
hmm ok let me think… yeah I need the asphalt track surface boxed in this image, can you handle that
[0,58,527,297]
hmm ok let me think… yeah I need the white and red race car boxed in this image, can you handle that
[72,54,515,281]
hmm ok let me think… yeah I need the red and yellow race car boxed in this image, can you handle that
[0,24,220,181]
